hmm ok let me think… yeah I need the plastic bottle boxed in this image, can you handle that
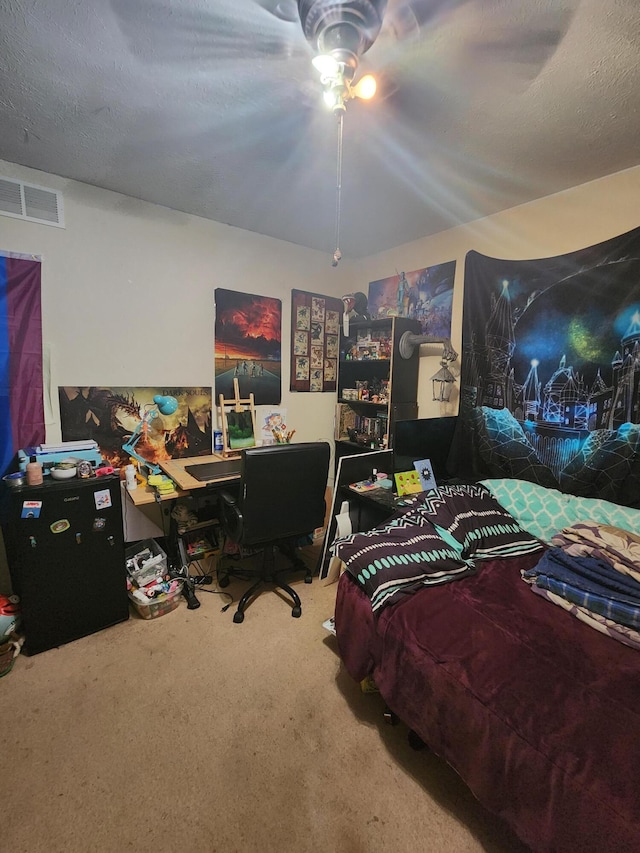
[125,464,137,491]
[26,455,43,486]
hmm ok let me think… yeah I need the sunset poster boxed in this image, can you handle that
[214,289,282,405]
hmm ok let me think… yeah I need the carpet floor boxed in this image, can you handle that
[0,550,528,852]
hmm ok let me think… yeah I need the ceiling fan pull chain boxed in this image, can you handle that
[332,111,344,267]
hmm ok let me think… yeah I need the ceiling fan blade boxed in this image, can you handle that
[384,0,470,41]
[364,0,578,111]
[254,0,300,22]
[108,0,305,63]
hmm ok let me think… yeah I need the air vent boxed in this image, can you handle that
[0,176,64,227]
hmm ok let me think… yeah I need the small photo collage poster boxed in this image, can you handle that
[290,289,342,392]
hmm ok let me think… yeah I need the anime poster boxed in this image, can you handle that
[59,386,212,469]
[368,261,456,338]
[290,289,342,392]
[215,289,281,405]
[453,226,640,507]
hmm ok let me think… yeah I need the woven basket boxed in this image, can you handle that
[0,639,19,677]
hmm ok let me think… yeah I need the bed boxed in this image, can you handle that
[333,480,640,853]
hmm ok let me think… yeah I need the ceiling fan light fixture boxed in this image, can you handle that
[352,73,376,99]
[312,53,340,77]
[297,1,388,266]
[323,87,341,109]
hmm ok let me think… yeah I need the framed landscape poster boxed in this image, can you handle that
[214,288,282,406]
[290,289,342,392]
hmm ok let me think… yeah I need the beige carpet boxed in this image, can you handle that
[0,550,528,853]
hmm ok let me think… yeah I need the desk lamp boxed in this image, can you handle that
[121,394,178,478]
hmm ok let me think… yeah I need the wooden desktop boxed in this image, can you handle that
[126,453,241,506]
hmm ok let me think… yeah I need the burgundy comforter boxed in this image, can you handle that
[335,553,640,852]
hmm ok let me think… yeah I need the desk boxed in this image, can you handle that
[159,454,241,492]
[125,454,243,572]
[126,454,241,506]
[343,484,404,530]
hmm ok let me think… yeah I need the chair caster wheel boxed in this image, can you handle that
[304,575,312,584]
[218,575,230,588]
[292,605,302,618]
[233,611,245,623]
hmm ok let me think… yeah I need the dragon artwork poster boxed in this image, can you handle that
[58,387,213,468]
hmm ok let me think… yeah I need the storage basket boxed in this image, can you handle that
[0,639,20,677]
[128,581,183,620]
[125,538,168,588]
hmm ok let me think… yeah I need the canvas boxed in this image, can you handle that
[59,386,212,468]
[214,288,281,406]
[368,261,455,338]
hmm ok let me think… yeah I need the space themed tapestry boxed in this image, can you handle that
[452,226,640,508]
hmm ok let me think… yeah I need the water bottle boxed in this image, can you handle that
[125,464,137,491]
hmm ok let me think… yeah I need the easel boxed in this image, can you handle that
[218,378,257,457]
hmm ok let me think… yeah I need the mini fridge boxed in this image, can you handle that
[2,474,129,655]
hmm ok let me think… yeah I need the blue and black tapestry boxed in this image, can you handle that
[451,226,640,508]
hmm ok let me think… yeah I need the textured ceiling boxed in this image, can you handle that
[1,0,640,259]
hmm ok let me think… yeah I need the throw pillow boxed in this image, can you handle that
[404,483,544,560]
[332,520,474,612]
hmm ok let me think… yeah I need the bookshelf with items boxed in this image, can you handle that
[335,316,420,465]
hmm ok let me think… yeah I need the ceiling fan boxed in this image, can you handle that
[251,0,576,264]
[255,1,465,106]
[254,1,574,100]
[107,0,576,260]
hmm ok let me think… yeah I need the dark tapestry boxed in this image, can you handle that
[452,226,640,508]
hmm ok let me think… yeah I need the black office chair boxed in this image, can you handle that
[217,441,331,623]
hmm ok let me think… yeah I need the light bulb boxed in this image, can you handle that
[313,54,340,78]
[353,74,377,100]
[323,89,338,108]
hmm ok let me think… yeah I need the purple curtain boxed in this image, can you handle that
[0,253,45,477]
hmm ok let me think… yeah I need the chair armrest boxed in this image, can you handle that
[218,490,244,542]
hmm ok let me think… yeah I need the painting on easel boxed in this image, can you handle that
[219,378,257,455]
[214,288,282,406]
[225,409,255,450]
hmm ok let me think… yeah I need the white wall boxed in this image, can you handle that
[2,158,640,590]
[0,159,351,585]
[352,164,640,419]
[7,158,637,444]
[0,159,350,449]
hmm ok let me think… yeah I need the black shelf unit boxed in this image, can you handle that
[176,518,222,568]
[335,316,420,466]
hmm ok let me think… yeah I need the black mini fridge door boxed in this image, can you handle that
[3,474,129,654]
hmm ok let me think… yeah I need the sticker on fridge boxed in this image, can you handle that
[94,489,112,510]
